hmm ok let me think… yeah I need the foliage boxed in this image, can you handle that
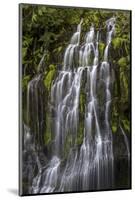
[110,11,130,136]
[22,75,31,91]
[44,64,56,91]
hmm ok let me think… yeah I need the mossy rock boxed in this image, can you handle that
[99,42,105,58]
[44,64,56,90]
[112,37,122,50]
[118,57,127,68]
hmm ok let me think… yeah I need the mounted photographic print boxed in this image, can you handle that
[19,3,131,196]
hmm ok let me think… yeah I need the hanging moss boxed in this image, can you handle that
[99,42,105,58]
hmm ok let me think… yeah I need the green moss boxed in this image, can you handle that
[44,64,56,90]
[120,72,128,99]
[122,119,130,133]
[43,114,52,145]
[79,92,85,114]
[63,134,73,158]
[76,128,84,145]
[22,47,27,59]
[112,124,117,133]
[44,131,51,145]
[118,57,127,68]
[112,37,122,50]
[99,42,105,58]
[22,75,31,91]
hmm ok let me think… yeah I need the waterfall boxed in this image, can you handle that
[64,19,83,70]
[22,17,130,194]
[120,125,130,160]
[57,19,115,191]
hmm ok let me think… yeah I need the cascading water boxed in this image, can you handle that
[120,124,130,160]
[23,17,130,194]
